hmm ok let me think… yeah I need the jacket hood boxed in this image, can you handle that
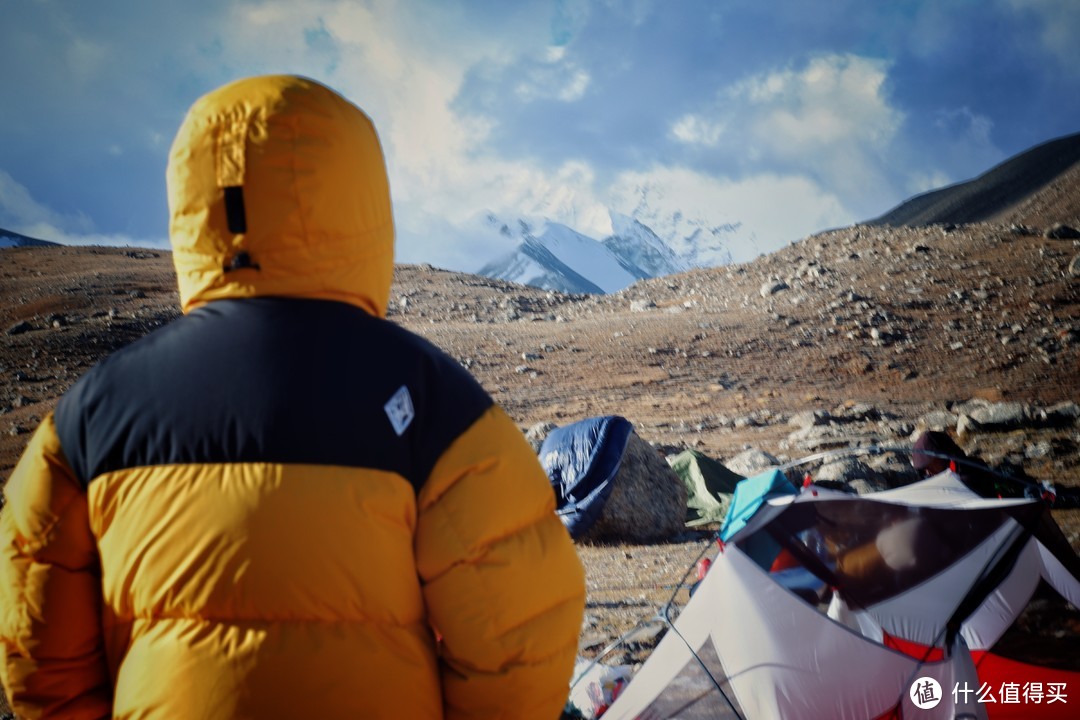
[167,75,394,316]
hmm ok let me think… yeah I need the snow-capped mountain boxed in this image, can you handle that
[478,219,644,294]
[620,198,737,268]
[602,212,688,279]
[0,227,57,248]
[481,195,743,293]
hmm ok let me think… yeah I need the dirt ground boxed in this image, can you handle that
[1,222,1079,713]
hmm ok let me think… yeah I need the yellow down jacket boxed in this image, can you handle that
[0,75,585,719]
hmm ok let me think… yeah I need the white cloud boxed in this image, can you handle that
[671,114,724,147]
[509,50,591,103]
[67,38,110,82]
[206,1,608,270]
[0,168,164,248]
[934,106,994,146]
[394,157,613,270]
[731,54,901,158]
[673,54,905,219]
[19,221,169,249]
[608,166,853,264]
[201,7,857,270]
[0,169,67,230]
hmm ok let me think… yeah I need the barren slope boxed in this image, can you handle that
[3,221,1080,480]
[869,131,1080,228]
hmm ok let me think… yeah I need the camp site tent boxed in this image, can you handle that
[601,469,1080,719]
[668,449,745,527]
[541,416,634,539]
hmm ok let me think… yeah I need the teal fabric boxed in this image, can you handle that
[719,469,798,567]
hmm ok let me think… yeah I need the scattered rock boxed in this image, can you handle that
[725,448,781,477]
[963,401,1028,431]
[917,410,959,432]
[812,458,888,491]
[1044,403,1080,426]
[760,280,789,297]
[1069,254,1080,279]
[1045,224,1080,240]
[6,321,33,335]
[848,479,880,495]
[789,410,830,429]
[525,421,558,453]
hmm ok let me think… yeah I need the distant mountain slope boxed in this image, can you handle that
[478,235,608,294]
[869,131,1080,228]
[479,220,652,294]
[998,158,1080,229]
[0,227,58,248]
[602,213,687,280]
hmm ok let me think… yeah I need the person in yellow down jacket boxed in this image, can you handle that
[0,75,586,719]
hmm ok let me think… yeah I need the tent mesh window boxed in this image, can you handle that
[741,501,1022,607]
[639,639,744,720]
[990,579,1080,671]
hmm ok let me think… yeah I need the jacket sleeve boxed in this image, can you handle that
[416,405,585,720]
[0,413,111,719]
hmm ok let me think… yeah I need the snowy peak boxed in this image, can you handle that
[532,222,641,293]
[602,211,688,279]
[478,220,640,294]
[477,207,727,294]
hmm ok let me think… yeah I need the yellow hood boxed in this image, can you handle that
[167,75,394,317]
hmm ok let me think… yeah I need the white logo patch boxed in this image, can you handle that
[384,385,415,436]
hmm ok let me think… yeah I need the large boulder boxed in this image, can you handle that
[579,431,688,543]
[958,401,1028,435]
[1045,223,1080,240]
[725,447,781,477]
[812,457,890,493]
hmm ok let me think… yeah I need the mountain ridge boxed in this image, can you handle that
[0,227,58,249]
[478,219,647,294]
[869,131,1080,228]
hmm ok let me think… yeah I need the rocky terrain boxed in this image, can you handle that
[5,223,1079,480]
[3,214,1079,675]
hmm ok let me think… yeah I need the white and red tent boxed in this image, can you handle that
[602,470,1080,719]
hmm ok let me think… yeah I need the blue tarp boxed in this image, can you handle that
[540,416,634,540]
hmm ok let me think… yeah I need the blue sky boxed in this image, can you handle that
[2,0,1078,269]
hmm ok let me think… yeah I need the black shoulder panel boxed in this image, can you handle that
[54,298,492,491]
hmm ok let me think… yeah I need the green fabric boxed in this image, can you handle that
[667,449,743,526]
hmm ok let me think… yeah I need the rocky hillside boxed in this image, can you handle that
[3,218,1079,487]
[870,131,1080,228]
